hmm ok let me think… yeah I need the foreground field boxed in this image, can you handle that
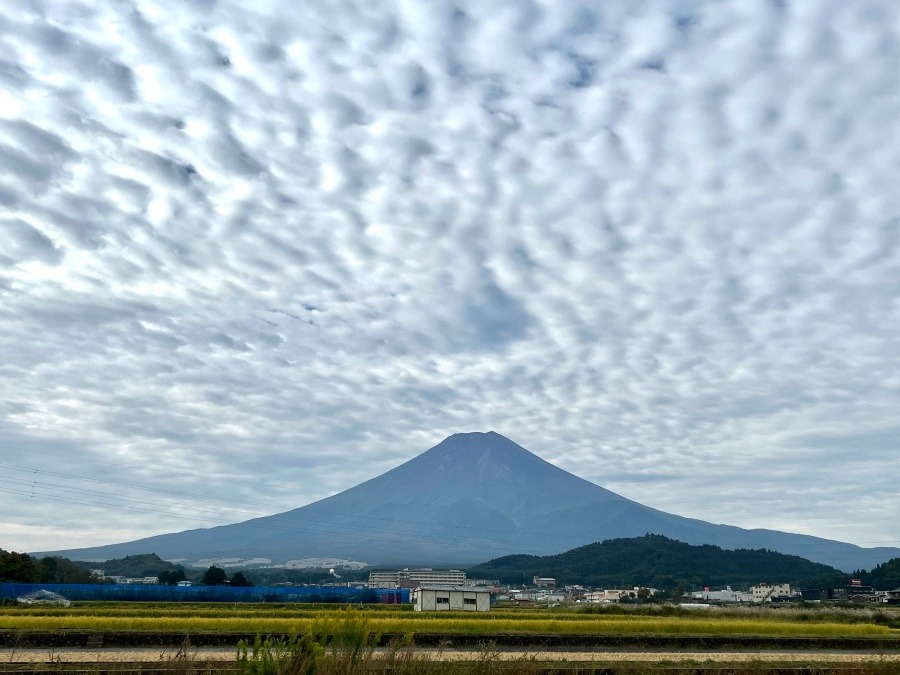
[2,604,899,673]
[1,603,898,638]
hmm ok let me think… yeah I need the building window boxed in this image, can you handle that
[464,598,476,606]
[436,597,449,604]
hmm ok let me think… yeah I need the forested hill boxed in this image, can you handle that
[72,553,186,578]
[860,558,900,590]
[467,535,846,589]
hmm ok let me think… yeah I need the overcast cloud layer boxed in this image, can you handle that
[1,0,899,556]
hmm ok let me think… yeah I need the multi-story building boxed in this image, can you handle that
[751,583,793,602]
[368,571,402,588]
[368,568,467,589]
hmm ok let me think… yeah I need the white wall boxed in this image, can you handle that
[413,588,490,612]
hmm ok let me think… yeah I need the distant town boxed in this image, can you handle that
[15,564,892,613]
[366,568,900,610]
[5,534,900,611]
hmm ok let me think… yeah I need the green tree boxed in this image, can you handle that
[158,569,186,585]
[230,571,252,587]
[37,556,96,583]
[37,556,58,583]
[862,558,900,590]
[201,566,228,586]
[0,550,39,582]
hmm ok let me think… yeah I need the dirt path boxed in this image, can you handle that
[3,648,900,665]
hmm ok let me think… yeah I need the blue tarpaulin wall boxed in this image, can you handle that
[1,583,408,604]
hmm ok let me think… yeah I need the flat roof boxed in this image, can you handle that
[414,585,490,592]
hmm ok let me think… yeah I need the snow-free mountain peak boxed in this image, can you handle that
[421,431,536,465]
[39,432,900,571]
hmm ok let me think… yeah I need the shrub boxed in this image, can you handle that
[236,633,323,675]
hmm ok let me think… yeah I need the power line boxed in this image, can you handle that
[0,484,233,523]
[0,461,281,510]
[0,476,265,520]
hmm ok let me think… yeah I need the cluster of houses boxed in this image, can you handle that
[690,582,797,604]
[78,566,900,608]
[367,570,660,611]
[810,579,900,604]
[367,568,491,612]
[90,570,193,586]
[368,569,900,611]
[691,580,900,605]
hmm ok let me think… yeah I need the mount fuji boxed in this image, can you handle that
[41,432,898,571]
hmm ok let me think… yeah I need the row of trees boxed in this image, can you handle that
[854,558,900,591]
[0,549,97,584]
[95,553,186,579]
[200,566,252,586]
[2,550,259,587]
[157,569,187,585]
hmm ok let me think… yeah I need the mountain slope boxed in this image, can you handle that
[39,432,899,571]
[467,534,846,589]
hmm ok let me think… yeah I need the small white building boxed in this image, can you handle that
[515,590,567,603]
[412,586,491,612]
[105,575,159,585]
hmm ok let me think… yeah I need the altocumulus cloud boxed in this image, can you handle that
[0,0,898,553]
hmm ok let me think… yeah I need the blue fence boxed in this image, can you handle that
[1,583,408,604]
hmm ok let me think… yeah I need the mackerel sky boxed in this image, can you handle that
[1,0,898,556]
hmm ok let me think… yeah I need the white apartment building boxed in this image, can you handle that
[368,568,467,589]
[751,583,793,602]
[368,571,403,588]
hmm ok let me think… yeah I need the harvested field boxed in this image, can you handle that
[1,603,898,673]
[1,603,897,638]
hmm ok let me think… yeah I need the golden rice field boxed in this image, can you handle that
[0,604,898,637]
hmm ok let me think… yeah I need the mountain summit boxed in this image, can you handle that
[42,432,898,571]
